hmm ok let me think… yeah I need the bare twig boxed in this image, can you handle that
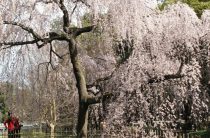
[52,49,63,59]
[4,21,42,39]
[69,3,78,23]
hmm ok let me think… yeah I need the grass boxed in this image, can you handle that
[189,130,210,138]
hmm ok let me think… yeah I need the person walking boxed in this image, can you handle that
[4,112,15,138]
[13,116,22,138]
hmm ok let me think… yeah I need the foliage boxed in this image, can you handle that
[78,13,109,57]
[189,129,210,137]
[159,0,210,17]
[158,0,178,10]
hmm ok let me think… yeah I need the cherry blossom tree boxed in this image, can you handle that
[1,0,210,138]
[99,1,210,137]
[0,0,114,137]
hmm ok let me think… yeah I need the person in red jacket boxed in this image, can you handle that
[4,112,15,138]
[13,116,22,138]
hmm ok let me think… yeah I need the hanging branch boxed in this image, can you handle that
[37,43,57,82]
[49,43,54,69]
[148,60,184,84]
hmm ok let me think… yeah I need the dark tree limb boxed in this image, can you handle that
[37,32,68,48]
[50,42,63,59]
[148,60,185,84]
[148,74,184,84]
[87,92,113,105]
[1,21,69,49]
[55,0,70,32]
[69,3,78,23]
[176,58,184,75]
[74,26,95,37]
[0,40,39,47]
[87,68,116,90]
[4,21,42,39]
[0,37,65,56]
[73,0,90,7]
[36,0,53,4]
[38,45,55,71]
[60,52,70,58]
[52,49,63,59]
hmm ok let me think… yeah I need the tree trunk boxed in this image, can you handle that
[49,97,56,138]
[77,103,89,138]
[50,123,55,138]
[69,40,89,138]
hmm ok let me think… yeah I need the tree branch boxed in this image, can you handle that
[69,3,78,23]
[74,26,95,37]
[37,32,68,48]
[4,21,42,39]
[73,0,90,7]
[87,68,116,90]
[147,74,184,84]
[87,92,113,105]
[49,43,54,69]
[148,59,184,83]
[2,21,69,49]
[0,40,39,47]
[52,49,63,59]
[55,0,70,32]
[35,0,53,4]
